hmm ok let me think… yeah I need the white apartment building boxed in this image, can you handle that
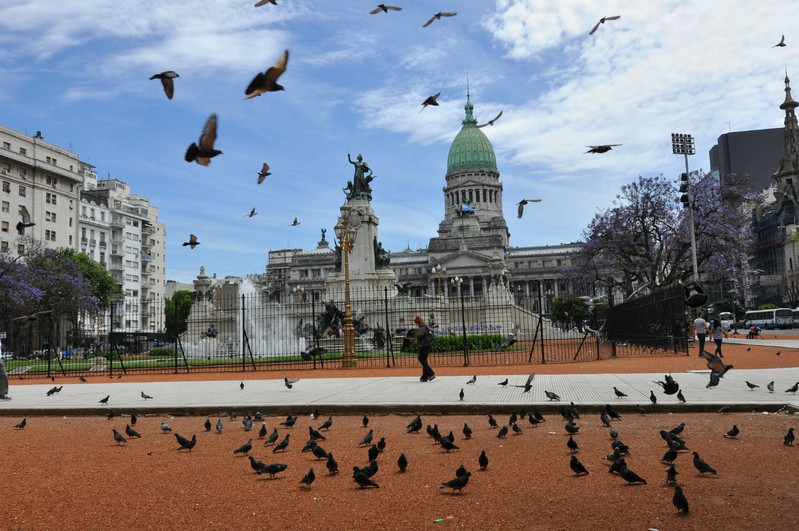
[1,124,166,333]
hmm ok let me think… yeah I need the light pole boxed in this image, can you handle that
[334,206,359,368]
[433,263,446,297]
[292,285,305,303]
[672,133,699,281]
[450,276,469,365]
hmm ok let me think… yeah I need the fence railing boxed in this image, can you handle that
[2,285,688,379]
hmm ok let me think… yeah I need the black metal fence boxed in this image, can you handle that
[2,285,687,379]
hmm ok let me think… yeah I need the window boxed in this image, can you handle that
[45,211,56,222]
[0,241,7,251]
[46,193,57,204]
[1,201,7,213]
[2,181,9,193]
[1,221,7,233]
[69,199,74,209]
[18,185,25,197]
[19,148,26,156]
[18,168,26,179]
[69,235,72,245]
[17,244,24,254]
[2,142,9,150]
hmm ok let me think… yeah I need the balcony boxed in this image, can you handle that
[141,253,152,262]
[89,238,96,246]
[99,240,107,248]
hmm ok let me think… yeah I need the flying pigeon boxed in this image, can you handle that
[11,310,53,326]
[370,4,401,14]
[589,15,620,35]
[477,110,503,128]
[16,206,36,232]
[419,92,441,113]
[246,208,257,218]
[423,11,457,27]
[585,144,622,154]
[257,163,271,184]
[772,34,786,48]
[254,0,277,6]
[516,198,542,219]
[290,217,300,226]
[182,234,200,249]
[245,49,289,99]
[149,71,179,100]
[185,113,221,166]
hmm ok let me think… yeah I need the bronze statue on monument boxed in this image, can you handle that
[344,153,376,201]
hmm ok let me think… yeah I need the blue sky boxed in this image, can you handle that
[1,0,798,283]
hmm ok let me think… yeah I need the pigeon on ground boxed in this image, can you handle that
[308,426,326,441]
[234,438,254,456]
[46,386,62,396]
[141,391,153,400]
[377,437,386,452]
[567,436,579,453]
[319,416,334,431]
[258,424,267,438]
[600,411,611,428]
[216,419,223,434]
[724,425,740,439]
[478,450,488,470]
[545,390,561,401]
[602,447,622,463]
[649,390,657,405]
[440,471,471,493]
[370,4,401,14]
[367,444,379,462]
[662,448,678,463]
[707,371,720,389]
[635,405,648,415]
[589,15,621,35]
[619,465,647,485]
[440,437,459,452]
[455,463,468,478]
[273,434,290,452]
[670,423,685,435]
[459,388,464,401]
[478,110,504,129]
[161,422,172,433]
[326,452,339,474]
[406,416,422,433]
[299,468,315,488]
[352,469,380,488]
[717,406,731,414]
[175,433,196,451]
[419,92,441,112]
[98,395,110,405]
[204,419,212,432]
[496,425,508,439]
[264,427,279,445]
[125,424,141,438]
[612,440,630,455]
[257,463,288,478]
[692,451,717,475]
[130,414,137,425]
[182,234,200,249]
[605,404,621,420]
[112,428,128,445]
[608,458,626,475]
[786,382,799,394]
[107,410,117,420]
[665,463,679,484]
[280,415,297,428]
[512,423,522,435]
[245,49,289,98]
[462,423,472,439]
[362,415,370,427]
[488,414,498,429]
[248,455,267,473]
[745,381,759,390]
[79,376,88,382]
[677,390,686,403]
[185,114,221,166]
[423,11,457,27]
[149,71,179,100]
[784,427,795,446]
[359,429,374,447]
[565,422,580,435]
[673,485,690,513]
[613,387,627,399]
[397,453,408,473]
[767,381,775,393]
[570,455,589,476]
[497,378,509,386]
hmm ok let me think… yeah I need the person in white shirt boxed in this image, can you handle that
[0,337,10,400]
[693,315,708,356]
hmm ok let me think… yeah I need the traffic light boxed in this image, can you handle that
[679,172,690,208]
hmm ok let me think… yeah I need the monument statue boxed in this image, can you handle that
[344,153,375,201]
[373,236,391,268]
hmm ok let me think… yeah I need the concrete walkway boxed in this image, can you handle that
[1,367,798,417]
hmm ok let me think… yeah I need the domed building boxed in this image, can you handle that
[259,93,579,312]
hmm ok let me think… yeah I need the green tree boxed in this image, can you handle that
[58,248,118,309]
[166,290,195,337]
[550,296,588,331]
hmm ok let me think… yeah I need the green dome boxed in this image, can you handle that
[446,96,497,175]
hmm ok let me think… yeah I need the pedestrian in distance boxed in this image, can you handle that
[0,336,10,400]
[412,315,436,382]
[711,319,724,357]
[693,314,708,355]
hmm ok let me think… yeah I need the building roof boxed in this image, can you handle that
[446,95,497,175]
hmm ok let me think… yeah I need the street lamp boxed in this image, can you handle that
[433,263,447,297]
[334,206,359,368]
[672,133,699,282]
[292,285,305,303]
[450,276,469,365]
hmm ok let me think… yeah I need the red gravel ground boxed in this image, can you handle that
[2,341,798,530]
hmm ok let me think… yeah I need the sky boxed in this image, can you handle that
[2,0,799,283]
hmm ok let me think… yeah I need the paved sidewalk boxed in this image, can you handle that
[1,367,798,416]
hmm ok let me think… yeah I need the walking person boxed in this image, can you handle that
[0,336,10,400]
[694,314,708,356]
[413,316,436,382]
[711,319,724,358]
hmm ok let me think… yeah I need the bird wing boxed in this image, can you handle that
[589,21,601,35]
[263,49,289,83]
[198,114,218,149]
[189,234,198,244]
[441,12,457,17]
[431,91,441,102]
[605,15,621,21]
[422,15,437,27]
[258,163,270,183]
[20,205,31,224]
[517,201,525,219]
[489,110,503,124]
[161,77,174,100]
[386,5,401,10]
